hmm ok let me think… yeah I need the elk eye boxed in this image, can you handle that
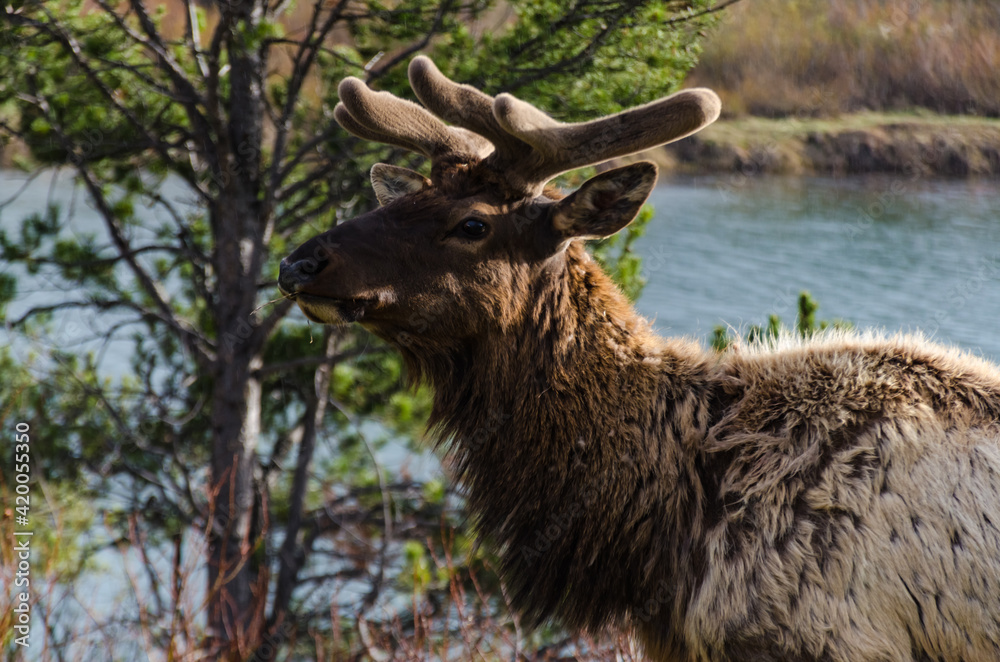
[460,218,488,238]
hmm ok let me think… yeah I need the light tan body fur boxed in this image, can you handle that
[670,332,1000,661]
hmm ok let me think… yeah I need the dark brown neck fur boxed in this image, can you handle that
[411,241,725,634]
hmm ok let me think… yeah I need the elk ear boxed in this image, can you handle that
[371,163,430,206]
[551,162,657,239]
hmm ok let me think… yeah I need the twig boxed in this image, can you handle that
[0,170,45,210]
[265,330,338,655]
[326,394,393,614]
[266,0,349,220]
[254,345,387,378]
[663,0,743,26]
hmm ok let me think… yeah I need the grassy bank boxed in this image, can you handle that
[655,113,1000,177]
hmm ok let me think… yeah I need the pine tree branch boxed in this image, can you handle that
[6,9,212,200]
[94,0,222,177]
[364,0,456,83]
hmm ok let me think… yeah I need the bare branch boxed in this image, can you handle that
[129,514,167,616]
[144,188,213,302]
[8,298,131,328]
[72,164,216,366]
[27,243,195,272]
[0,170,46,209]
[119,0,207,109]
[0,118,26,141]
[254,345,388,379]
[21,82,216,365]
[663,0,743,26]
[247,297,296,357]
[326,394,393,614]
[275,122,342,186]
[182,0,210,79]
[94,0,221,175]
[264,0,349,236]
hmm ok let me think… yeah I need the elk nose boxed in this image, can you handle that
[278,256,328,295]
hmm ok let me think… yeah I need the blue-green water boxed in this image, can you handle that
[638,175,1000,360]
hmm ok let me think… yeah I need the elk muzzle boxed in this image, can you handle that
[278,256,344,324]
[278,216,393,325]
[277,255,329,296]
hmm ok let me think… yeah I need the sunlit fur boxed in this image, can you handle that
[420,242,1000,661]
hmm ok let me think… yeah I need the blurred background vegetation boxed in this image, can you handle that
[691,0,1000,118]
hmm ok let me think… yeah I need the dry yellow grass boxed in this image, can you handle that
[690,0,1000,118]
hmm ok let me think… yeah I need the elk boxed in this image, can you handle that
[278,57,1000,661]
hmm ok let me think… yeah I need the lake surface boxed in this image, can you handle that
[3,169,1000,365]
[637,174,1000,360]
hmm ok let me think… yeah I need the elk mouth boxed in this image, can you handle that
[278,255,375,324]
[285,292,373,325]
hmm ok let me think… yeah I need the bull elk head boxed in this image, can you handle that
[278,57,720,356]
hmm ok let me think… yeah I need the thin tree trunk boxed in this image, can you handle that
[207,192,267,653]
[206,1,269,653]
[208,362,262,653]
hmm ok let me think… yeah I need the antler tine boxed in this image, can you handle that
[334,103,424,156]
[407,56,532,158]
[491,87,722,191]
[336,77,492,162]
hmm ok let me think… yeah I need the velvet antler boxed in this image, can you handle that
[335,56,721,195]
